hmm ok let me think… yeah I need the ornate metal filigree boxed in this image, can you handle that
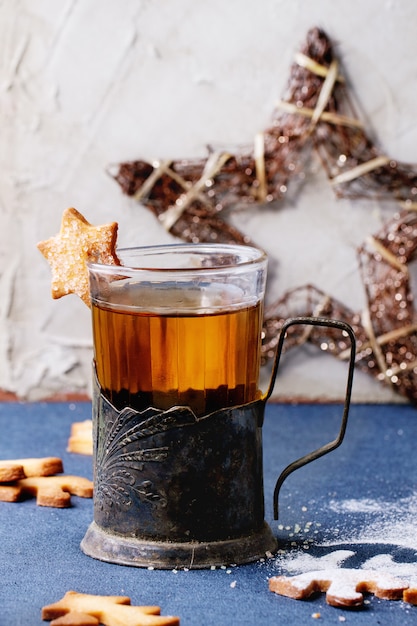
[94,391,197,512]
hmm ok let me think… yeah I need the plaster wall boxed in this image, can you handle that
[1,0,417,403]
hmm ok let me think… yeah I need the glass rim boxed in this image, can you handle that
[87,243,267,275]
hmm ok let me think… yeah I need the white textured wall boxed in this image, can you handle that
[2,0,416,402]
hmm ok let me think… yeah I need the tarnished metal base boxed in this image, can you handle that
[81,521,277,569]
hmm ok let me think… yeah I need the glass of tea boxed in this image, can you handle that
[81,243,355,569]
[89,244,267,417]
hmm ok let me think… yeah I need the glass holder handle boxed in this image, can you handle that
[265,316,356,520]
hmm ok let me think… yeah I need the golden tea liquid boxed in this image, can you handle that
[91,283,263,416]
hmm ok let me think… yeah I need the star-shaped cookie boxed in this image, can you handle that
[37,208,120,307]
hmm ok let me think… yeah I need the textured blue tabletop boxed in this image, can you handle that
[1,401,417,625]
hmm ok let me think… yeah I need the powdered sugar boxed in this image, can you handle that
[268,491,417,588]
[273,549,356,574]
[327,491,417,549]
[269,567,409,606]
[364,555,417,582]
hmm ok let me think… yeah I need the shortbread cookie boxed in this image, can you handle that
[0,462,25,483]
[0,457,64,482]
[41,590,180,625]
[0,474,93,507]
[37,207,120,307]
[67,420,93,455]
[0,483,22,502]
[269,569,409,607]
[404,587,417,605]
[48,612,99,625]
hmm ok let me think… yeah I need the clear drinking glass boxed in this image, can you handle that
[88,243,268,417]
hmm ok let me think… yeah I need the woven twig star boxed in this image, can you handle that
[109,27,417,404]
[262,210,417,404]
[111,27,417,244]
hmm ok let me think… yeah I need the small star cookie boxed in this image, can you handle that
[41,591,180,625]
[0,456,93,507]
[269,568,409,607]
[37,208,120,307]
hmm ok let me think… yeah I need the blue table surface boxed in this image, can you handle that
[1,401,417,626]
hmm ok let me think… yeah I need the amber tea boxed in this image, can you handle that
[89,244,267,416]
[92,282,264,416]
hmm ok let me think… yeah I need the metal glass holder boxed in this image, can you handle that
[81,317,355,569]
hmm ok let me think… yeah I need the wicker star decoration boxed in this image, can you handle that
[261,210,417,404]
[110,27,417,405]
[111,27,417,242]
